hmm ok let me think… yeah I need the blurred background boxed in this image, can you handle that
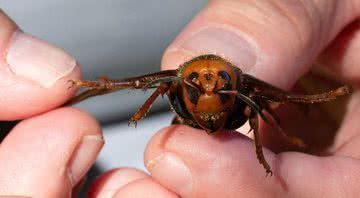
[1,0,207,196]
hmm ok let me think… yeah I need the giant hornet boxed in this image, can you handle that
[68,54,351,175]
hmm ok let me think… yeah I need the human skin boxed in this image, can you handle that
[0,11,103,197]
[1,0,360,197]
[89,1,360,198]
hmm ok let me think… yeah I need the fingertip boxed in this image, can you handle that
[112,177,179,198]
[144,125,207,168]
[0,10,82,120]
[144,125,279,197]
[0,51,82,120]
[0,107,103,197]
[88,168,148,198]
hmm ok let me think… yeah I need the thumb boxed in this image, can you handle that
[145,126,360,198]
[151,0,360,197]
[161,0,360,89]
[0,11,80,120]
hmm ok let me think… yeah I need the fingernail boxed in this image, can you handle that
[6,31,76,88]
[164,26,258,71]
[146,152,192,196]
[68,135,104,186]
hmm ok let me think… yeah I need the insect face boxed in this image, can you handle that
[180,56,238,132]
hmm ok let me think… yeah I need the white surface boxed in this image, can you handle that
[97,111,174,172]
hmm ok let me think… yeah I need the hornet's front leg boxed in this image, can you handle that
[129,83,170,126]
[248,108,273,176]
[67,70,178,105]
[66,76,117,105]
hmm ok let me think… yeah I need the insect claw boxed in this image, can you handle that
[128,119,137,127]
[266,170,273,177]
[67,80,78,90]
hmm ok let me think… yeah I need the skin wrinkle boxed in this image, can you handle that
[320,0,360,43]
[160,132,360,197]
[0,17,17,87]
[271,0,310,51]
[0,109,91,195]
[214,3,267,27]
[153,130,197,197]
[113,178,180,198]
[209,0,360,83]
[115,177,150,195]
[318,1,338,45]
[269,0,320,77]
[207,6,270,73]
[206,2,310,88]
[207,2,269,31]
[301,0,324,46]
[154,131,199,197]
[177,5,274,78]
[0,71,18,88]
[335,135,360,157]
[166,22,262,74]
[0,15,16,68]
[318,20,360,81]
[208,4,275,76]
[4,31,77,88]
[212,1,280,31]
[3,31,19,75]
[55,111,102,187]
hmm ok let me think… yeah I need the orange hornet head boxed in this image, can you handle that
[179,55,239,133]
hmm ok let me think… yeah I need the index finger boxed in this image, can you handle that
[149,0,360,197]
[161,0,360,89]
[159,0,359,157]
[0,11,80,120]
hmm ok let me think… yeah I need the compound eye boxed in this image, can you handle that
[218,71,231,81]
[188,72,199,82]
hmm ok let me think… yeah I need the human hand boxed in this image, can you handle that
[0,11,103,197]
[88,1,360,198]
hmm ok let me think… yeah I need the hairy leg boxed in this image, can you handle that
[249,110,272,176]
